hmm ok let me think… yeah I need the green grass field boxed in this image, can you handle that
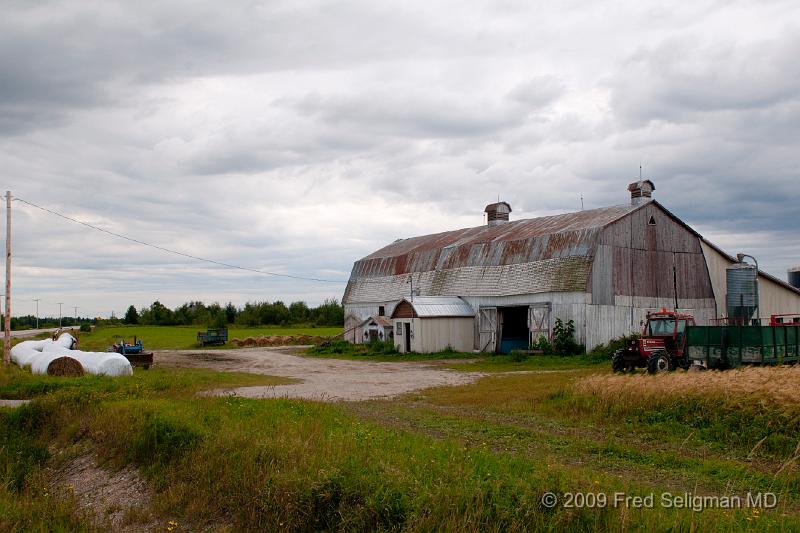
[72,325,343,352]
[1,357,798,531]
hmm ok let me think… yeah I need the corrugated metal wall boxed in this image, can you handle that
[395,318,470,353]
[418,317,474,353]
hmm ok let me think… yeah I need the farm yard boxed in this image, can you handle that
[2,328,799,531]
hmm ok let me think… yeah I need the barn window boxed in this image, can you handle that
[648,215,656,226]
[378,305,385,316]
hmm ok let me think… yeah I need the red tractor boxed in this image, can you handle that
[612,310,695,373]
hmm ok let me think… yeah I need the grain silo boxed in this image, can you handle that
[789,267,800,290]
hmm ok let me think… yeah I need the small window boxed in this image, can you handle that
[395,322,402,335]
[648,215,656,226]
[378,305,385,316]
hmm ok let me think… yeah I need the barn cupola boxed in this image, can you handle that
[627,179,655,206]
[485,201,512,226]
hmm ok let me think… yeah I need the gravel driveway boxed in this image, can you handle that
[156,347,484,401]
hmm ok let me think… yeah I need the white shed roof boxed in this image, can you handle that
[403,296,475,318]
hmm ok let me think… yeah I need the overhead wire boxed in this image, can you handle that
[12,196,347,284]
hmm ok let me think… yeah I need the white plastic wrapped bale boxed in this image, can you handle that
[10,340,48,367]
[68,350,133,377]
[53,332,78,350]
[10,333,133,377]
[29,352,84,377]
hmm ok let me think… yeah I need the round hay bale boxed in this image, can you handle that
[256,337,270,347]
[243,337,257,347]
[46,356,85,377]
[230,338,242,347]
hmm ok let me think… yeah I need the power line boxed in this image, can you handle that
[13,196,346,284]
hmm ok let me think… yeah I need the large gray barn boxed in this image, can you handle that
[343,181,800,352]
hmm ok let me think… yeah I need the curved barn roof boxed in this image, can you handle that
[391,297,475,318]
[344,204,640,304]
[353,204,637,276]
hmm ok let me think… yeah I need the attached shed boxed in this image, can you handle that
[391,297,475,353]
[355,315,393,344]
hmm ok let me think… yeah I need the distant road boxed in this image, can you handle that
[9,327,78,339]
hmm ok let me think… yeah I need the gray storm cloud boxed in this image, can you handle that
[0,0,798,317]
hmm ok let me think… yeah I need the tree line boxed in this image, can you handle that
[124,299,344,328]
[4,299,344,330]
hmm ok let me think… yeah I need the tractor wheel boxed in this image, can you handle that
[612,350,627,373]
[647,350,672,374]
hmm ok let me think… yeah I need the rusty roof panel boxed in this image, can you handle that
[343,256,592,303]
[349,205,635,281]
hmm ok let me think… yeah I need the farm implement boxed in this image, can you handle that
[108,336,153,369]
[685,317,800,370]
[197,327,228,346]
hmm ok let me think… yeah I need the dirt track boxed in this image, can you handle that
[156,347,484,401]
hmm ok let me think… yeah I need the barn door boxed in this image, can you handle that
[479,307,498,352]
[528,304,551,345]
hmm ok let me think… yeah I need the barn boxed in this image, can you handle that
[343,181,800,352]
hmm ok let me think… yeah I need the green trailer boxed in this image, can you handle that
[686,324,800,369]
[197,328,228,346]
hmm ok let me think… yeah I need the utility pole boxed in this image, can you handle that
[58,302,63,328]
[73,306,78,321]
[33,298,40,330]
[4,191,11,366]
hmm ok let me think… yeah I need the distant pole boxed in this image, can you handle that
[73,306,78,321]
[4,191,11,366]
[33,299,40,329]
[58,302,63,328]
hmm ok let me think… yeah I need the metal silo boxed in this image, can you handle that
[727,262,759,323]
[790,267,800,290]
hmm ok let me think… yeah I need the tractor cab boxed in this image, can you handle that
[613,309,696,373]
[641,310,695,358]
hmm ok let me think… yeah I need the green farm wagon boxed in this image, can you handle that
[686,324,800,369]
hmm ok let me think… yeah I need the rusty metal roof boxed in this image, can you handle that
[351,204,637,279]
[343,204,640,304]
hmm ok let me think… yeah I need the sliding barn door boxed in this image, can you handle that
[479,307,498,352]
[528,304,551,345]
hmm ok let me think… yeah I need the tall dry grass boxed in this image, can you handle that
[576,366,800,415]
[575,366,800,460]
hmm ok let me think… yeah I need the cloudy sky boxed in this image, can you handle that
[1,0,798,318]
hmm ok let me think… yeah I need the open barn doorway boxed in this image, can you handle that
[498,306,529,353]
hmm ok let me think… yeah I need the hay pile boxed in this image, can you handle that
[230,335,332,347]
[47,356,85,377]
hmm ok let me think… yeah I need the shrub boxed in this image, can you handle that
[365,339,399,356]
[531,335,553,354]
[552,318,582,355]
[79,323,91,332]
